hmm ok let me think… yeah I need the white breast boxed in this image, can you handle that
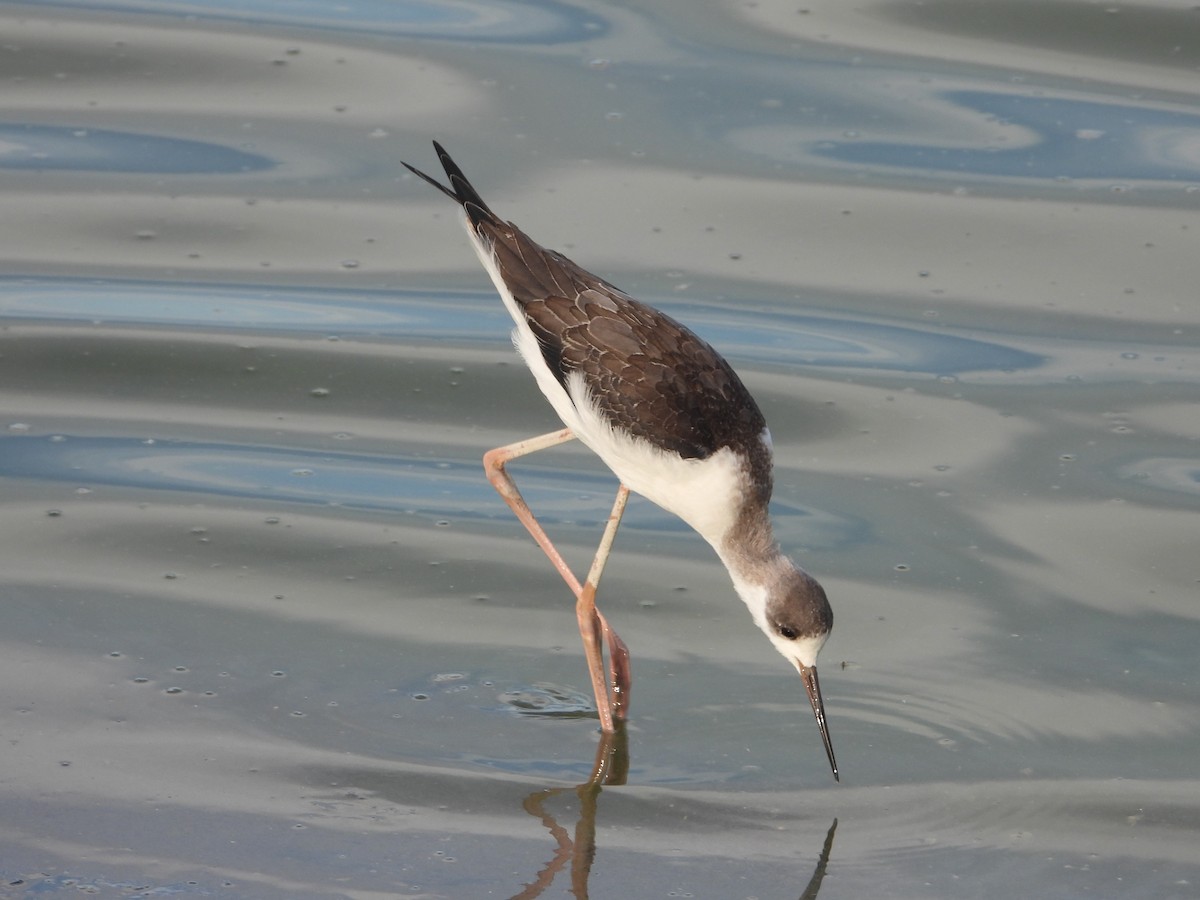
[563,372,751,548]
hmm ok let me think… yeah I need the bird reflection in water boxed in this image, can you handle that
[508,725,838,899]
[509,725,628,900]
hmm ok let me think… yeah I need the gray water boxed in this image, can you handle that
[1,1,1197,898]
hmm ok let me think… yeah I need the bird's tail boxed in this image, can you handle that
[402,141,501,229]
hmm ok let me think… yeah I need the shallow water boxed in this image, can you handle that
[1,1,1197,898]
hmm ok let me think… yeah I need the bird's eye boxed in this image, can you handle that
[777,624,799,640]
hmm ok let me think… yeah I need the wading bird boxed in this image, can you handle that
[404,143,838,780]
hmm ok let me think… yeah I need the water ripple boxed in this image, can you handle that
[0,432,847,541]
[819,91,1200,183]
[37,0,609,43]
[0,433,489,514]
[0,124,273,174]
[0,277,502,334]
[1117,456,1200,498]
[0,277,1042,376]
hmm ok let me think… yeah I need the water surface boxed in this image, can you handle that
[1,1,1197,897]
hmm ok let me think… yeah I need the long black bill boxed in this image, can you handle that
[800,664,839,782]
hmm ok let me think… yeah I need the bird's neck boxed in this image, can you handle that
[713,502,792,619]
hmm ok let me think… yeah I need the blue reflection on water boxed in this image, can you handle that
[682,303,1041,375]
[0,433,647,527]
[35,0,608,43]
[818,91,1200,182]
[0,276,508,339]
[0,124,273,174]
[2,434,492,514]
[0,434,845,538]
[0,277,1041,376]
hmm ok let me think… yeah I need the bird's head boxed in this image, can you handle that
[750,562,839,782]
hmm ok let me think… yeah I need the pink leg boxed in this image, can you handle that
[484,430,632,731]
[584,486,631,723]
[483,429,584,596]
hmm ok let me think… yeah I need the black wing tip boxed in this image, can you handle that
[403,140,498,225]
[430,138,452,164]
[401,159,457,203]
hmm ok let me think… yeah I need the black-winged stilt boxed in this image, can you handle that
[404,142,839,781]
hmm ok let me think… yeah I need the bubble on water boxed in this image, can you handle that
[501,683,593,717]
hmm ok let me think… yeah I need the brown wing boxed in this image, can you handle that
[403,141,769,465]
[482,219,767,463]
